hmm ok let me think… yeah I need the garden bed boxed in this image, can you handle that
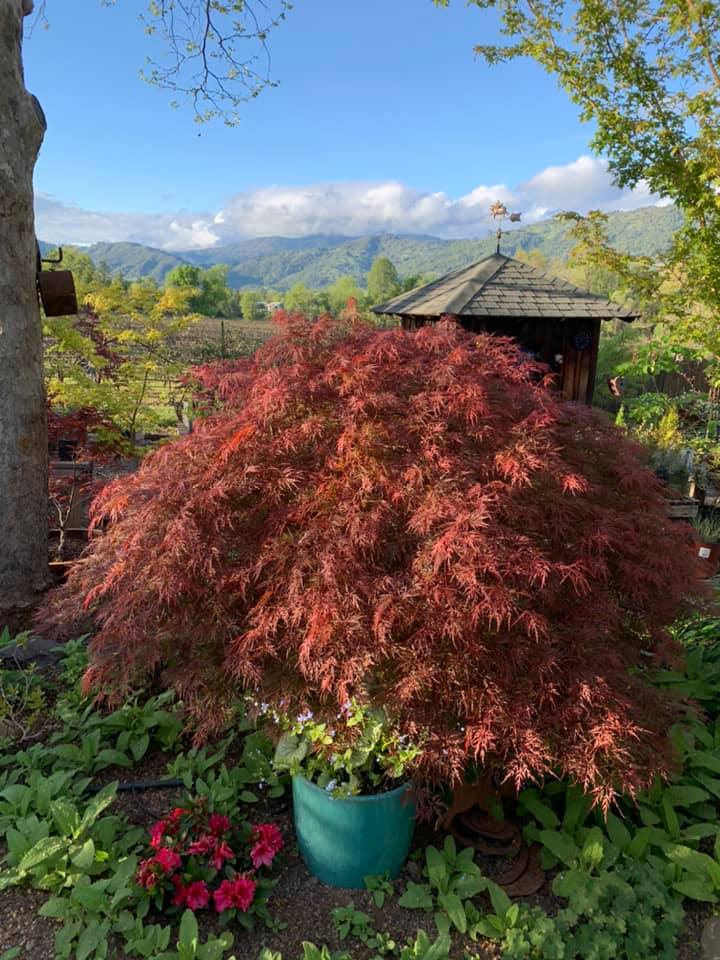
[0,626,718,960]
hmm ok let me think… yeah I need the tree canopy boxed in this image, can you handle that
[39,316,705,805]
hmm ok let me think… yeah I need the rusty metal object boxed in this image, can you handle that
[38,269,77,317]
[36,243,78,317]
[446,804,546,896]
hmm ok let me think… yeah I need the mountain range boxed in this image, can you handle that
[42,205,684,291]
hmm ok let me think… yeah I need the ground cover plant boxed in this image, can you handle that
[0,617,719,957]
[40,314,707,808]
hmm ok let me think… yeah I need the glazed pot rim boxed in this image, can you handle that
[293,774,411,804]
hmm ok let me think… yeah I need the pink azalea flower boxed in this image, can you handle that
[135,858,158,890]
[231,874,256,912]
[252,823,283,855]
[213,875,256,913]
[171,875,187,907]
[187,835,215,856]
[149,820,167,850]
[208,813,231,836]
[213,879,235,913]
[211,840,235,870]
[154,847,182,874]
[184,880,210,911]
[250,839,276,869]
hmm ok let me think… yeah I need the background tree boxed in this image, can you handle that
[283,282,329,317]
[326,275,366,315]
[440,0,720,380]
[367,256,401,305]
[240,289,269,321]
[0,0,289,611]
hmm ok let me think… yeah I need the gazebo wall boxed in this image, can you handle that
[398,315,601,404]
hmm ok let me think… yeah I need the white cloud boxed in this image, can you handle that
[35,155,666,251]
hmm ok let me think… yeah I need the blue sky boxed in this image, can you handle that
[24,0,658,249]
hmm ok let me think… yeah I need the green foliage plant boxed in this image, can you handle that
[273,701,421,797]
[364,871,394,907]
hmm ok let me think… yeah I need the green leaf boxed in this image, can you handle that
[79,783,118,834]
[664,784,710,807]
[562,784,590,833]
[72,882,109,913]
[50,799,80,837]
[538,829,580,867]
[437,891,466,933]
[178,909,199,948]
[552,867,586,899]
[0,949,21,960]
[672,878,718,902]
[71,839,96,872]
[273,733,308,771]
[690,751,720,774]
[580,826,605,869]
[661,796,680,840]
[240,790,258,803]
[626,826,652,861]
[487,879,512,917]
[604,812,631,851]
[94,750,132,771]
[425,845,448,891]
[398,881,433,910]
[39,896,70,920]
[18,836,67,872]
[664,844,720,888]
[521,793,560,829]
[131,733,150,762]
[76,920,106,960]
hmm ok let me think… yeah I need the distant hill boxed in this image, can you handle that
[44,205,684,290]
[82,242,189,283]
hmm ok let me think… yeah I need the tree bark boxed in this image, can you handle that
[0,0,48,610]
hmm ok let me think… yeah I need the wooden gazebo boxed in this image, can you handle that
[372,253,638,404]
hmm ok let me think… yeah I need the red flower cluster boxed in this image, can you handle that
[250,822,283,869]
[134,803,282,918]
[214,874,256,912]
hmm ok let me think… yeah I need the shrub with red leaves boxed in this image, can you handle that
[38,315,708,806]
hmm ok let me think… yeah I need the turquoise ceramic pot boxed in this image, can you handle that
[292,775,416,888]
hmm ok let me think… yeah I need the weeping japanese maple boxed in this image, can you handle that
[39,314,706,805]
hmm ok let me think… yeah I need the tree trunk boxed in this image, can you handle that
[0,0,48,611]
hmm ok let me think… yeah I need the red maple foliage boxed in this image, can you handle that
[38,315,708,805]
[47,402,125,560]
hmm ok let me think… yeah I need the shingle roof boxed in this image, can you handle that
[372,253,638,322]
